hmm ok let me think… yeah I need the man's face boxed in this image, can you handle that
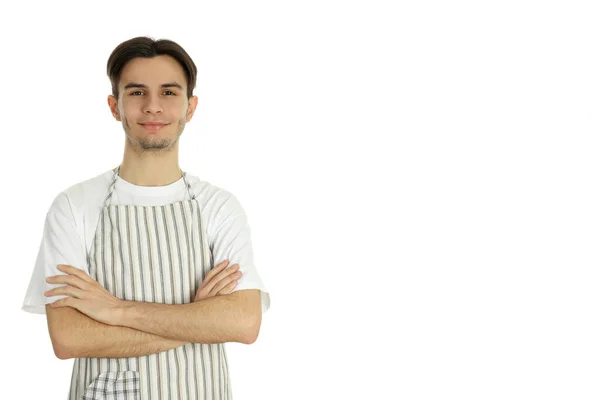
[108,55,198,152]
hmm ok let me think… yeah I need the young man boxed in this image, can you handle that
[21,36,270,400]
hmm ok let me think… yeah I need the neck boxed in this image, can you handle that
[115,153,183,187]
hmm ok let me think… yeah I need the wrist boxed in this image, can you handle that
[114,300,134,327]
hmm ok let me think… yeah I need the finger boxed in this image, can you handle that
[209,271,242,296]
[198,263,238,294]
[50,297,78,308]
[57,265,95,283]
[44,285,85,299]
[203,260,230,281]
[213,264,240,283]
[217,280,238,295]
[46,274,89,290]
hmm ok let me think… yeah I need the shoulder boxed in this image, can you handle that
[46,169,113,227]
[184,172,241,213]
[183,173,249,236]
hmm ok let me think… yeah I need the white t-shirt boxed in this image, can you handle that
[22,168,270,315]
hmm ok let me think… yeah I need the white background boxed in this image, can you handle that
[2,0,599,399]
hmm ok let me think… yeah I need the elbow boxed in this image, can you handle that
[46,305,80,359]
[241,330,258,345]
[48,327,74,359]
[51,339,73,360]
[56,349,72,360]
[48,328,75,359]
[229,289,263,344]
[240,312,262,345]
[51,329,78,359]
[48,328,70,359]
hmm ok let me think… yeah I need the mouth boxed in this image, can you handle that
[139,123,169,131]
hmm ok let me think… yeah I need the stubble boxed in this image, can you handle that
[122,116,187,154]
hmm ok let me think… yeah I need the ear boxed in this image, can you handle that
[107,95,121,121]
[185,96,199,123]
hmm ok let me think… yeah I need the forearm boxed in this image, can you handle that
[117,290,261,344]
[46,305,188,360]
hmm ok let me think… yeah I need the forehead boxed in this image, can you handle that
[119,55,186,88]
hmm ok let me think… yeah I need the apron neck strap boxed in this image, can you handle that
[103,165,195,208]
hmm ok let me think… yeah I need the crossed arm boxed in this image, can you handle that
[45,265,262,360]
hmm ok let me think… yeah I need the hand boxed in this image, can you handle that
[194,259,243,302]
[44,264,124,326]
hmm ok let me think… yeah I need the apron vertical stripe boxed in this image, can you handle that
[114,206,131,372]
[191,201,214,400]
[169,204,191,400]
[134,206,146,303]
[151,206,170,400]
[168,204,186,304]
[125,206,137,303]
[219,345,227,399]
[170,203,192,400]
[124,206,140,372]
[209,345,218,399]
[102,208,114,374]
[108,207,120,373]
[69,358,78,399]
[172,203,197,400]
[142,206,161,399]
[197,201,222,399]
[186,202,208,400]
[152,207,167,303]
[134,205,152,397]
[179,201,201,399]
[162,206,181,400]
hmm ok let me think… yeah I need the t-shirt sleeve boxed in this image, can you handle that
[21,194,89,315]
[208,192,270,314]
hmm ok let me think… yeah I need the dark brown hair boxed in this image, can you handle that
[107,36,198,99]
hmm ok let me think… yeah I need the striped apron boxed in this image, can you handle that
[67,165,232,400]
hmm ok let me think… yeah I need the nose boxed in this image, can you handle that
[142,93,164,115]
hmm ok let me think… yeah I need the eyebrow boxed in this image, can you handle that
[123,82,183,90]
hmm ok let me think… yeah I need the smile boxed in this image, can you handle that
[139,123,169,131]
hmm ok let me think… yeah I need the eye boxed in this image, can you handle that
[130,91,143,96]
[164,90,176,96]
